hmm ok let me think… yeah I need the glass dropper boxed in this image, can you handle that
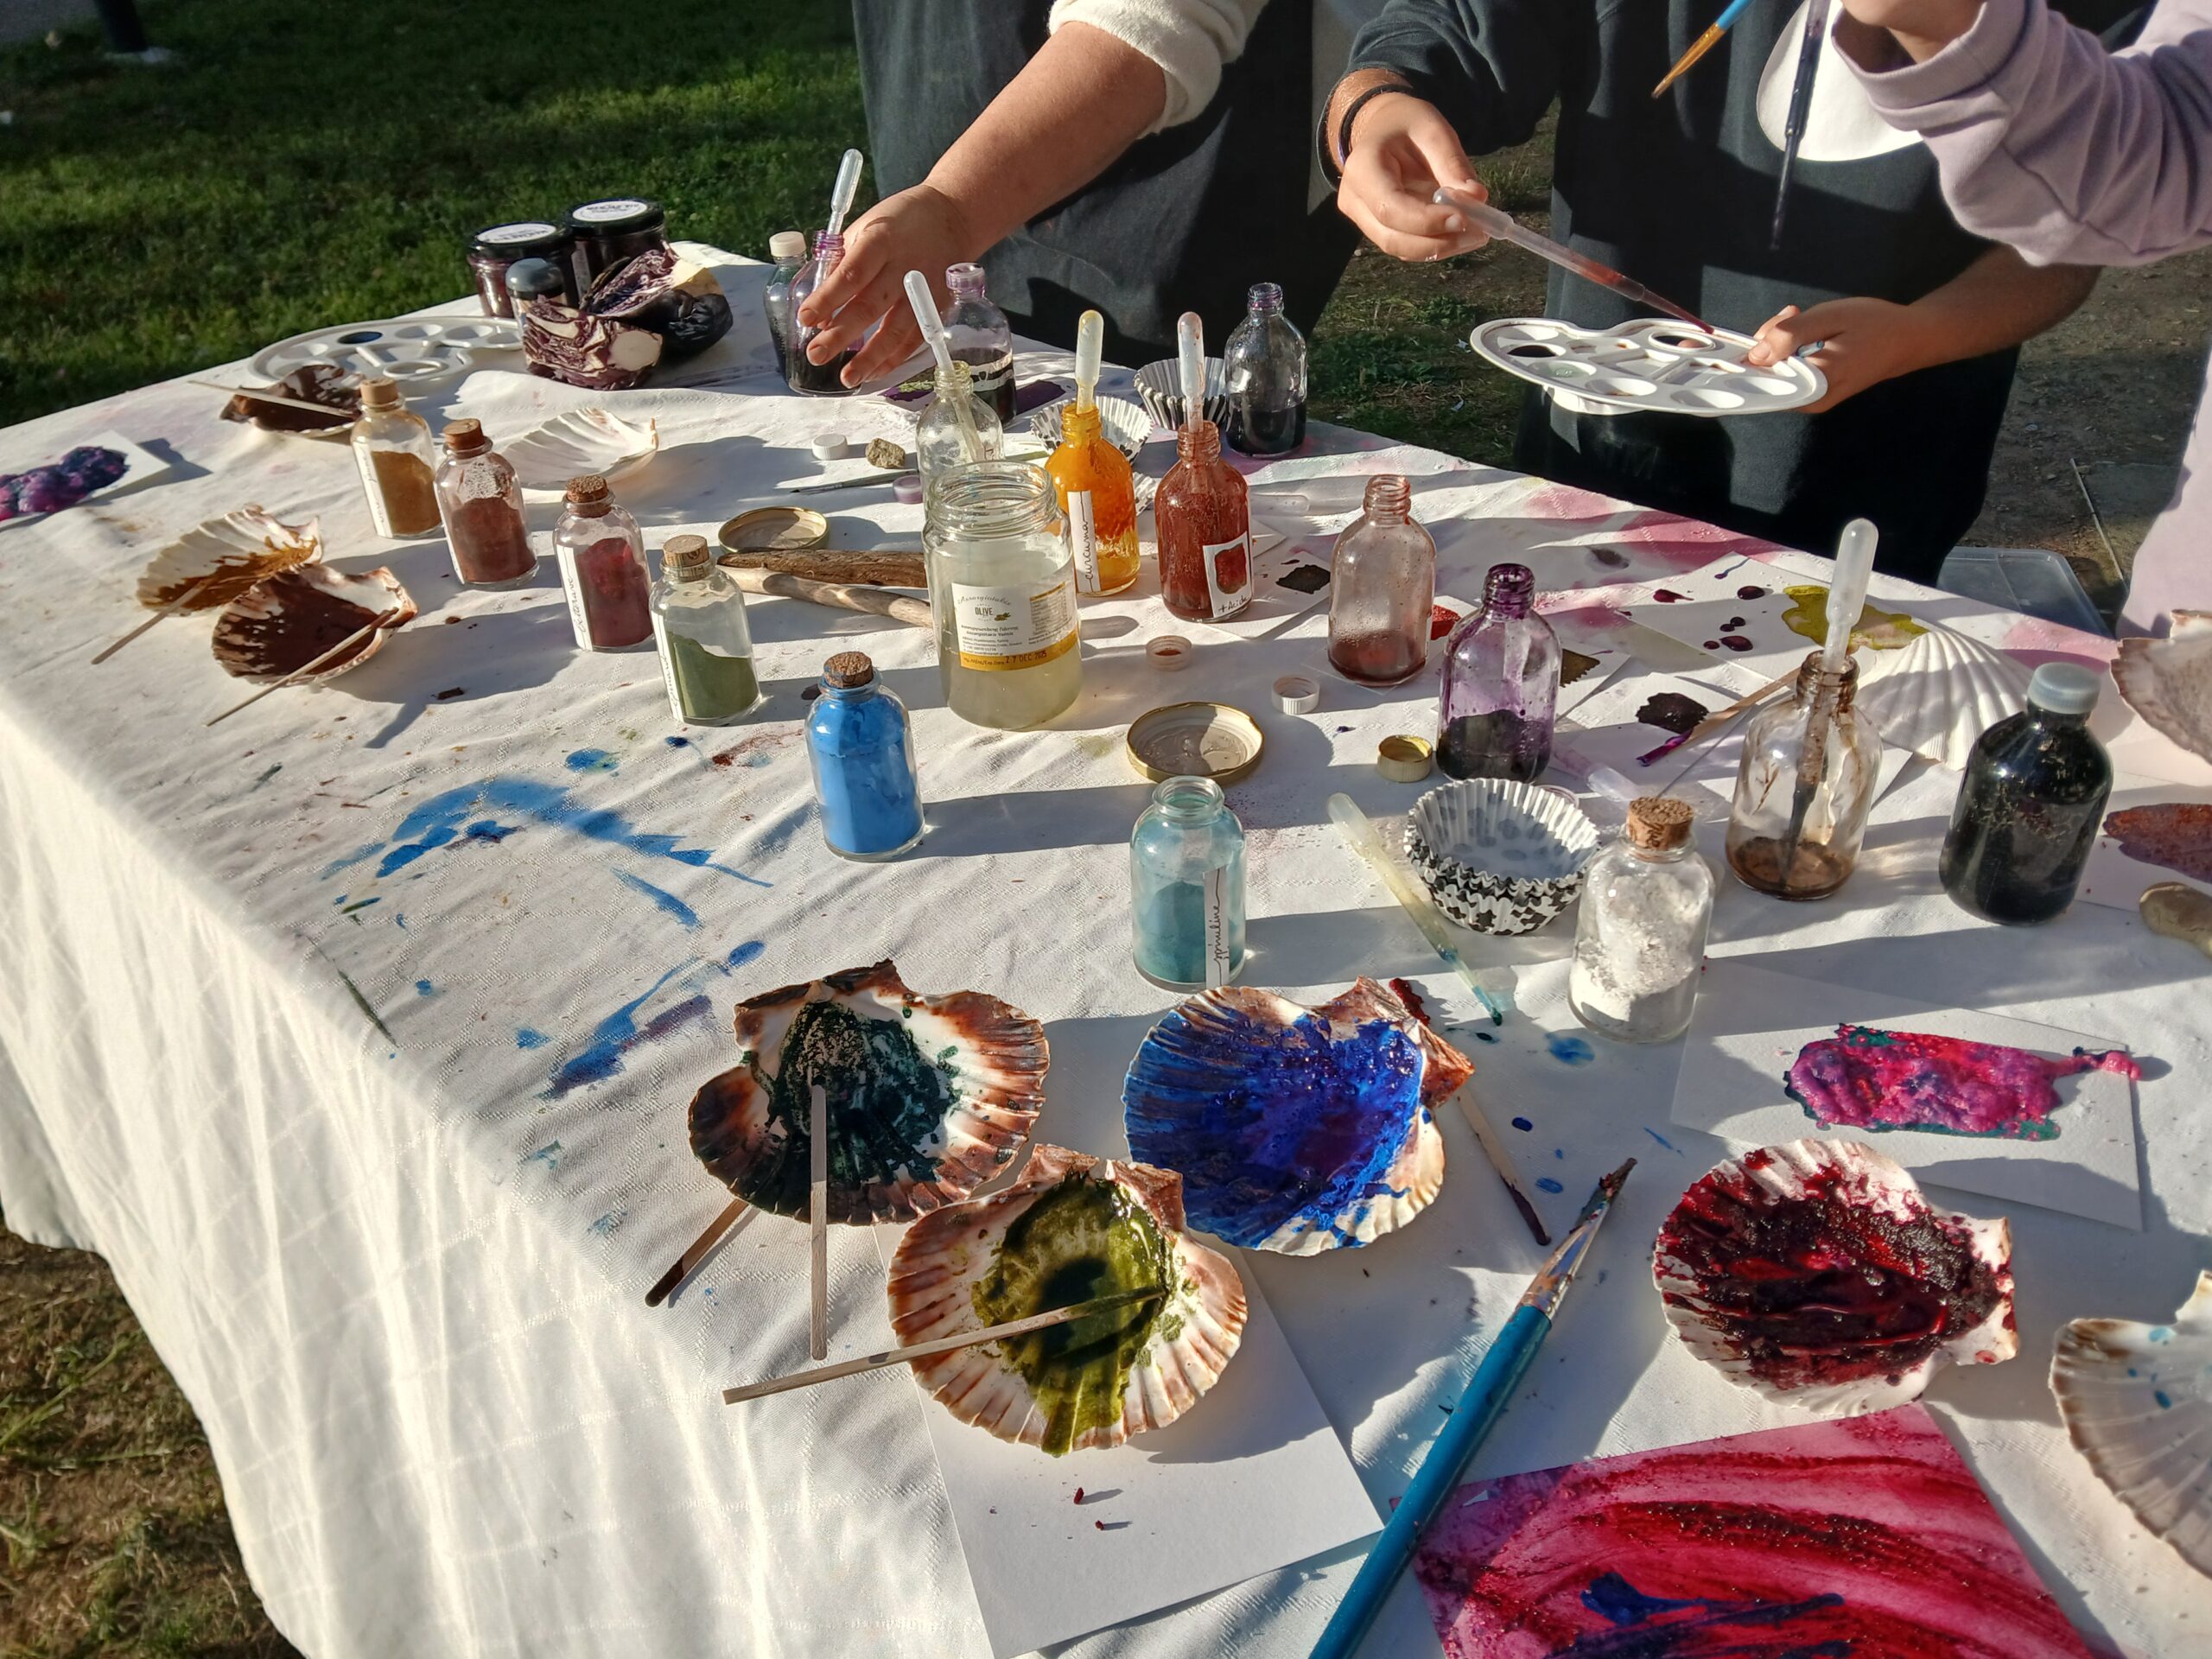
[1075,308,1103,414]
[904,267,984,465]
[823,148,863,239]
[1176,309,1205,436]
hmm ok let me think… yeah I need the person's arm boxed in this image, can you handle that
[1834,0,2212,266]
[1745,244,2099,410]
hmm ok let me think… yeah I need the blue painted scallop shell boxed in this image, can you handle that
[689,960,1046,1224]
[1122,978,1471,1255]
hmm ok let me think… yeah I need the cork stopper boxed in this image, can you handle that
[565,473,611,514]
[1627,796,1694,851]
[442,418,489,455]
[359,377,400,411]
[663,533,712,580]
[823,651,875,690]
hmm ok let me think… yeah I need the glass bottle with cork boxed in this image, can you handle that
[944,262,1016,423]
[651,533,762,727]
[1326,474,1433,686]
[1046,309,1141,597]
[763,230,808,379]
[1129,775,1248,991]
[1437,563,1559,779]
[1568,797,1714,1044]
[922,461,1083,729]
[433,420,536,588]
[1939,663,2112,924]
[351,378,441,539]
[1222,282,1308,456]
[905,270,1003,484]
[551,474,653,652]
[1155,312,1253,623]
[786,149,867,397]
[805,650,925,861]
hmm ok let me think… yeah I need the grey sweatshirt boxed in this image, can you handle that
[1848,0,2212,634]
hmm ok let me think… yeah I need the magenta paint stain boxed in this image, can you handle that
[1410,1406,2097,1659]
[1718,635,1754,652]
[1737,584,1768,600]
[2104,802,2212,881]
[1654,588,1688,603]
[1785,1025,2139,1141]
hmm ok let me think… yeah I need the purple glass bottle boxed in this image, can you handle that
[785,232,856,396]
[1436,563,1559,781]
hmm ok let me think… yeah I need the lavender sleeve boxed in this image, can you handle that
[1848,0,2212,266]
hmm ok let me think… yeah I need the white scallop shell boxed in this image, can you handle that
[1654,1138,2017,1415]
[2050,1270,2212,1577]
[134,507,321,611]
[501,408,659,491]
[887,1144,1247,1455]
[210,563,416,683]
[1027,396,1152,460]
[2113,610,2212,766]
[1856,625,2033,769]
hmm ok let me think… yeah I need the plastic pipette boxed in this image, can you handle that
[1431,188,1708,330]
[903,269,982,465]
[1176,310,1205,433]
[1777,517,1878,875]
[1075,309,1103,415]
[824,148,864,238]
[1770,0,1833,249]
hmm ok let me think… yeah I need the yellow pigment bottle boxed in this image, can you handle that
[1046,310,1141,596]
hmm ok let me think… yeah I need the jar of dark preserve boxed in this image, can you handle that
[563,197,669,295]
[467,221,570,317]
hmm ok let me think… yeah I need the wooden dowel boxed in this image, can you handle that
[204,610,395,727]
[727,567,934,629]
[809,1082,829,1362]
[645,1197,747,1307]
[718,548,925,588]
[188,378,358,421]
[721,1287,1163,1405]
[91,587,197,665]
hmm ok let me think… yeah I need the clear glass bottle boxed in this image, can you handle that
[923,461,1083,729]
[805,650,925,861]
[433,419,536,588]
[1222,282,1307,457]
[1725,651,1883,899]
[551,474,653,651]
[1155,417,1252,622]
[351,378,441,538]
[1327,474,1433,686]
[763,230,807,379]
[1940,663,2111,924]
[1569,797,1714,1043]
[1046,402,1141,596]
[785,231,855,396]
[944,262,1016,423]
[1130,775,1248,990]
[651,533,762,726]
[915,359,1004,485]
[1437,563,1559,780]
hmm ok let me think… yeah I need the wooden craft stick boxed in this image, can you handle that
[204,609,396,727]
[809,1081,829,1363]
[726,566,934,629]
[188,377,357,420]
[1681,671,1795,747]
[722,1287,1163,1405]
[718,548,925,588]
[91,585,198,665]
[644,1196,747,1306]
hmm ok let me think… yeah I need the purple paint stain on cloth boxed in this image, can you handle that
[1785,1025,2141,1141]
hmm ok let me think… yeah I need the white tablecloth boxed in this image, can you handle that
[1,252,2206,1657]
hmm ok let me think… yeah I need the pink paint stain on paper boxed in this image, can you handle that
[1785,1025,2139,1141]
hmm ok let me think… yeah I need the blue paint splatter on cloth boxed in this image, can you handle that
[1536,1177,1564,1194]
[415,980,436,997]
[614,870,701,929]
[517,1028,551,1050]
[565,749,619,772]
[1547,1033,1596,1065]
[1511,1116,1534,1131]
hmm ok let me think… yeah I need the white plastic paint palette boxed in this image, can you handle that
[1469,318,1825,418]
[250,316,519,385]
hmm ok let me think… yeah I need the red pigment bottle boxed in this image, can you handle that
[552,474,653,651]
[1154,311,1252,623]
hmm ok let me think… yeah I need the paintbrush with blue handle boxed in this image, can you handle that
[1307,1159,1637,1659]
[1652,0,1758,97]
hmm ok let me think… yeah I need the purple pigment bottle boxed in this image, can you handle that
[1436,563,1560,781]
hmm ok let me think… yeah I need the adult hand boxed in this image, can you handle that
[1745,298,1935,412]
[1833,0,1981,60]
[793,182,979,387]
[1335,92,1492,263]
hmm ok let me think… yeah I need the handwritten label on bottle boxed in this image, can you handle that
[1068,491,1102,594]
[949,576,1079,671]
[1204,867,1231,988]
[1201,531,1253,620]
[650,612,688,724]
[553,543,596,652]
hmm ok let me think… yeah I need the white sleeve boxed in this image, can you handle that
[1048,0,1273,133]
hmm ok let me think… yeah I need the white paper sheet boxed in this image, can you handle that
[0,429,175,531]
[1670,960,2142,1230]
[2076,772,2212,911]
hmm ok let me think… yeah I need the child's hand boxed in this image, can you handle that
[1746,299,1933,413]
[1336,93,1492,262]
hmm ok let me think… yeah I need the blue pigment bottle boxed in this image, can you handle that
[805,650,924,860]
[1130,775,1247,990]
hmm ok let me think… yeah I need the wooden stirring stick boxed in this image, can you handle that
[204,608,398,727]
[92,582,200,666]
[723,1287,1163,1405]
[645,1197,749,1306]
[188,378,359,421]
[809,1081,830,1362]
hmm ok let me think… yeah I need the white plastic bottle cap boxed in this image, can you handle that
[810,434,848,461]
[893,474,925,505]
[1273,675,1320,714]
[1147,635,1193,671]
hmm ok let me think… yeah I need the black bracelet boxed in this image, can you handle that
[1319,78,1414,190]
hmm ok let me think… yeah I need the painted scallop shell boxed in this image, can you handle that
[209,563,415,683]
[2113,610,2212,766]
[689,960,1046,1225]
[501,407,659,490]
[887,1142,1247,1455]
[1856,625,2032,769]
[2050,1271,2212,1577]
[136,507,321,612]
[1654,1138,2016,1414]
[1122,978,1468,1255]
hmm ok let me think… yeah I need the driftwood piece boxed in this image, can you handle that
[716,548,925,588]
[725,566,932,629]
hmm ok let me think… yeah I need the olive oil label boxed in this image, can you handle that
[949,576,1079,672]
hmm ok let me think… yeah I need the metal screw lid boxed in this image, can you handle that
[823,651,875,689]
[663,533,712,579]
[359,378,400,410]
[1627,796,1694,850]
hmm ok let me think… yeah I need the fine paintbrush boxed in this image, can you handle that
[1770,0,1834,249]
[1432,188,1709,331]
[1307,1160,1637,1659]
[1652,0,1758,98]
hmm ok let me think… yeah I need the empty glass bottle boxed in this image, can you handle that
[1327,474,1433,686]
[763,230,807,378]
[351,378,441,538]
[1222,282,1307,456]
[944,263,1016,423]
[1437,563,1559,780]
[1725,651,1882,899]
[785,232,855,396]
[1569,797,1714,1044]
[433,419,535,588]
[805,651,925,861]
[1046,402,1141,597]
[1155,416,1252,622]
[923,461,1083,729]
[1940,663,2111,924]
[651,533,761,726]
[552,474,653,651]
[914,359,1004,485]
[1130,775,1248,990]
